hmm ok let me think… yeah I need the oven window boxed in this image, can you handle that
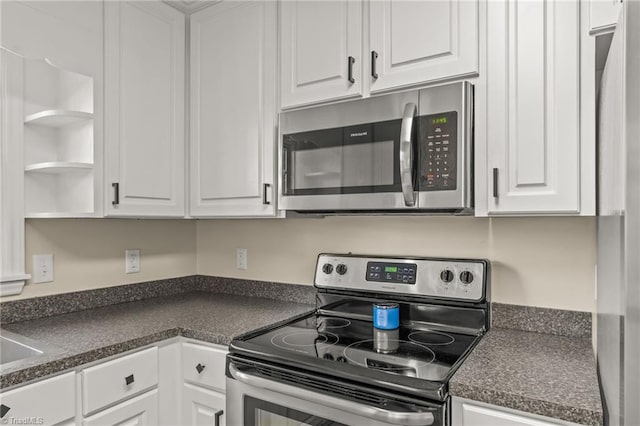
[244,396,348,426]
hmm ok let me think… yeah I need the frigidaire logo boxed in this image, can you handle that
[350,132,368,137]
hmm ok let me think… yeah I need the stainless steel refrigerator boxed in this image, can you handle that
[597,1,640,425]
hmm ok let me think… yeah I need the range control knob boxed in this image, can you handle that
[440,269,454,283]
[322,263,334,274]
[336,264,348,275]
[460,271,474,285]
[323,353,334,361]
[336,356,347,363]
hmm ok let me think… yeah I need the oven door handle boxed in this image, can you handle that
[400,102,417,207]
[228,364,434,426]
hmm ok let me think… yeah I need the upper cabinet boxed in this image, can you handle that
[104,1,185,217]
[483,0,594,215]
[368,0,478,94]
[189,1,278,217]
[280,0,479,110]
[280,0,363,110]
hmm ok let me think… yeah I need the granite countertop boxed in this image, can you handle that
[450,328,603,426]
[0,292,314,389]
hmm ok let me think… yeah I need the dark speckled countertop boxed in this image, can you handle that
[450,328,602,425]
[0,291,314,389]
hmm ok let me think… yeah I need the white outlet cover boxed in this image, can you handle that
[33,254,54,284]
[125,249,141,274]
[236,248,248,270]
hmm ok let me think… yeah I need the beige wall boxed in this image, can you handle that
[196,216,597,312]
[1,219,197,301]
[3,216,597,313]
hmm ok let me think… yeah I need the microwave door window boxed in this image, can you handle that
[292,141,395,194]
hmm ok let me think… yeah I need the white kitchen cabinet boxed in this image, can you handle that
[369,0,478,94]
[189,1,277,217]
[484,0,593,215]
[83,389,159,426]
[182,342,227,392]
[81,347,159,415]
[280,0,363,109]
[104,1,185,217]
[452,397,584,426]
[181,384,226,426]
[0,372,75,426]
[589,0,622,34]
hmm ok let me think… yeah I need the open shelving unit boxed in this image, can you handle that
[22,58,96,217]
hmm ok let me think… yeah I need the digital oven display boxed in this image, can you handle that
[366,262,417,285]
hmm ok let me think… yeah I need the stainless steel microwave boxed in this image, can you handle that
[278,82,473,213]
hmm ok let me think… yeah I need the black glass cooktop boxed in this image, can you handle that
[230,313,480,399]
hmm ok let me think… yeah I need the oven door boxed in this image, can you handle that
[227,360,442,426]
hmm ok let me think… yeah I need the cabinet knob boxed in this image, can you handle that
[1,404,10,419]
[215,409,224,426]
[196,363,206,374]
[125,374,135,386]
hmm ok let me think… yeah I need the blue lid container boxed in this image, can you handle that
[373,303,400,330]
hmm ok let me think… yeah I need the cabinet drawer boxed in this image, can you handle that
[83,389,158,426]
[82,347,158,415]
[0,372,75,426]
[182,342,227,392]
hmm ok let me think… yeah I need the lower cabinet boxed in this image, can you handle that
[181,383,226,426]
[0,339,228,426]
[0,371,75,426]
[83,389,158,426]
[452,397,585,426]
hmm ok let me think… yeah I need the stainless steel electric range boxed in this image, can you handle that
[227,254,490,426]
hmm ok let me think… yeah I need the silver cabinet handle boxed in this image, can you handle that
[228,364,434,426]
[112,182,119,206]
[492,168,499,198]
[347,56,355,84]
[400,103,417,207]
[263,183,271,205]
[371,51,379,79]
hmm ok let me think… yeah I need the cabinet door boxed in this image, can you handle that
[181,384,225,426]
[486,0,582,214]
[455,402,562,426]
[83,389,158,426]
[369,0,478,93]
[190,1,277,217]
[590,0,622,34]
[280,0,362,109]
[104,1,185,217]
[0,372,75,426]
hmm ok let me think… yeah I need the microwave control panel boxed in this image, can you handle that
[418,111,457,191]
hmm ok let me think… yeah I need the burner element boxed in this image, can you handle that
[317,318,352,329]
[408,330,455,346]
[270,330,339,352]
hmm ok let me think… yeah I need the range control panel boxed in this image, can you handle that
[418,111,457,192]
[315,254,487,302]
[366,262,417,284]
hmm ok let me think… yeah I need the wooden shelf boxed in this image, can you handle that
[25,162,93,174]
[24,110,93,127]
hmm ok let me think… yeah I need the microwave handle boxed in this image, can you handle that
[228,364,434,426]
[400,103,417,207]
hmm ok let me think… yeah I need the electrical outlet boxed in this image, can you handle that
[125,249,141,274]
[33,254,54,284]
[236,248,248,270]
